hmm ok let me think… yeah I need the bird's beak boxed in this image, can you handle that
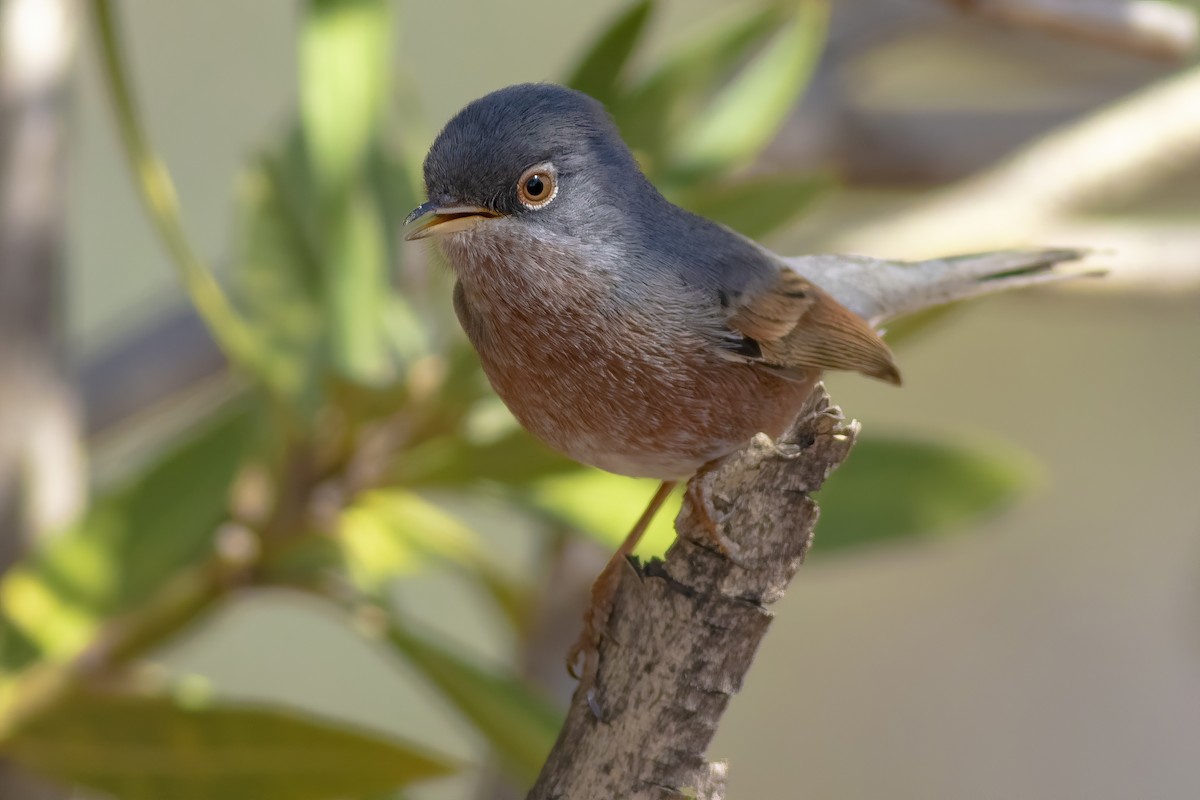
[403,201,500,240]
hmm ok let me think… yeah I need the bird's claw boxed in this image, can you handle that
[565,629,600,684]
[566,553,627,686]
[819,405,845,424]
[567,605,609,720]
[585,688,604,721]
[685,478,747,565]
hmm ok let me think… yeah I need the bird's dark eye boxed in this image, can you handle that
[517,163,557,208]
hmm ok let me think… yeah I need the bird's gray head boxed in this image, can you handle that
[404,83,658,246]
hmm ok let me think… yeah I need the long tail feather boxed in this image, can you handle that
[788,248,1099,326]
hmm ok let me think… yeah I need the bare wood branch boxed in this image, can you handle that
[822,64,1200,294]
[947,0,1197,61]
[527,386,857,800]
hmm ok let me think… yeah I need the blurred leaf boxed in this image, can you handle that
[566,0,655,106]
[93,0,265,377]
[395,428,579,488]
[2,689,455,800]
[672,172,832,239]
[367,142,422,268]
[341,490,526,626]
[381,295,432,368]
[670,1,828,180]
[244,0,401,399]
[0,401,255,671]
[385,623,560,786]
[613,4,784,176]
[389,71,437,200]
[527,434,1030,558]
[363,141,432,369]
[326,189,394,384]
[403,345,501,442]
[815,435,1036,552]
[300,0,390,195]
[259,533,346,589]
[525,471,680,558]
[299,0,396,388]
[234,138,327,409]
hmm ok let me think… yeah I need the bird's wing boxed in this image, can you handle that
[722,266,902,385]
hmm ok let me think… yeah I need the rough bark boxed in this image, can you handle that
[527,386,857,800]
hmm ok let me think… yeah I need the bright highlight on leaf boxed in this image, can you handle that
[340,489,528,626]
[526,471,681,557]
[0,404,254,676]
[325,187,393,383]
[300,0,390,195]
[526,433,1033,560]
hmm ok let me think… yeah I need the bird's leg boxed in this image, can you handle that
[566,480,677,685]
[685,460,740,559]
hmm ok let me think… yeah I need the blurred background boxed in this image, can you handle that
[1,0,1199,798]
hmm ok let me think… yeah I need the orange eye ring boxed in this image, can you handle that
[517,163,557,208]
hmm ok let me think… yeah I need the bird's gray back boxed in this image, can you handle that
[603,189,784,312]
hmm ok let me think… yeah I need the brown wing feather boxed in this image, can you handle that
[727,269,902,385]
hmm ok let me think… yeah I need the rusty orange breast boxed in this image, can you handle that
[442,230,815,480]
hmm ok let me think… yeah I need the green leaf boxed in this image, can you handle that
[386,624,560,786]
[340,490,527,627]
[815,435,1036,552]
[671,172,832,239]
[0,401,255,672]
[525,471,680,558]
[669,1,828,180]
[92,0,265,380]
[2,689,456,799]
[566,0,655,106]
[366,141,423,272]
[326,188,393,384]
[300,0,391,196]
[234,138,327,409]
[527,435,1031,558]
[612,4,784,177]
[394,429,580,488]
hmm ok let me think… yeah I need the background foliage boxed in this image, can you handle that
[4,0,1193,798]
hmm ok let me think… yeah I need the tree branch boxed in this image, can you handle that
[527,386,857,800]
[946,0,1197,62]
[819,64,1200,294]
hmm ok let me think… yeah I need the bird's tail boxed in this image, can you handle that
[788,248,1099,326]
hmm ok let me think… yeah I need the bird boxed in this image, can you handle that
[404,82,1091,684]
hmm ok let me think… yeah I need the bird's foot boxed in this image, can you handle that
[564,480,677,719]
[771,405,853,459]
[685,469,743,563]
[565,553,626,686]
